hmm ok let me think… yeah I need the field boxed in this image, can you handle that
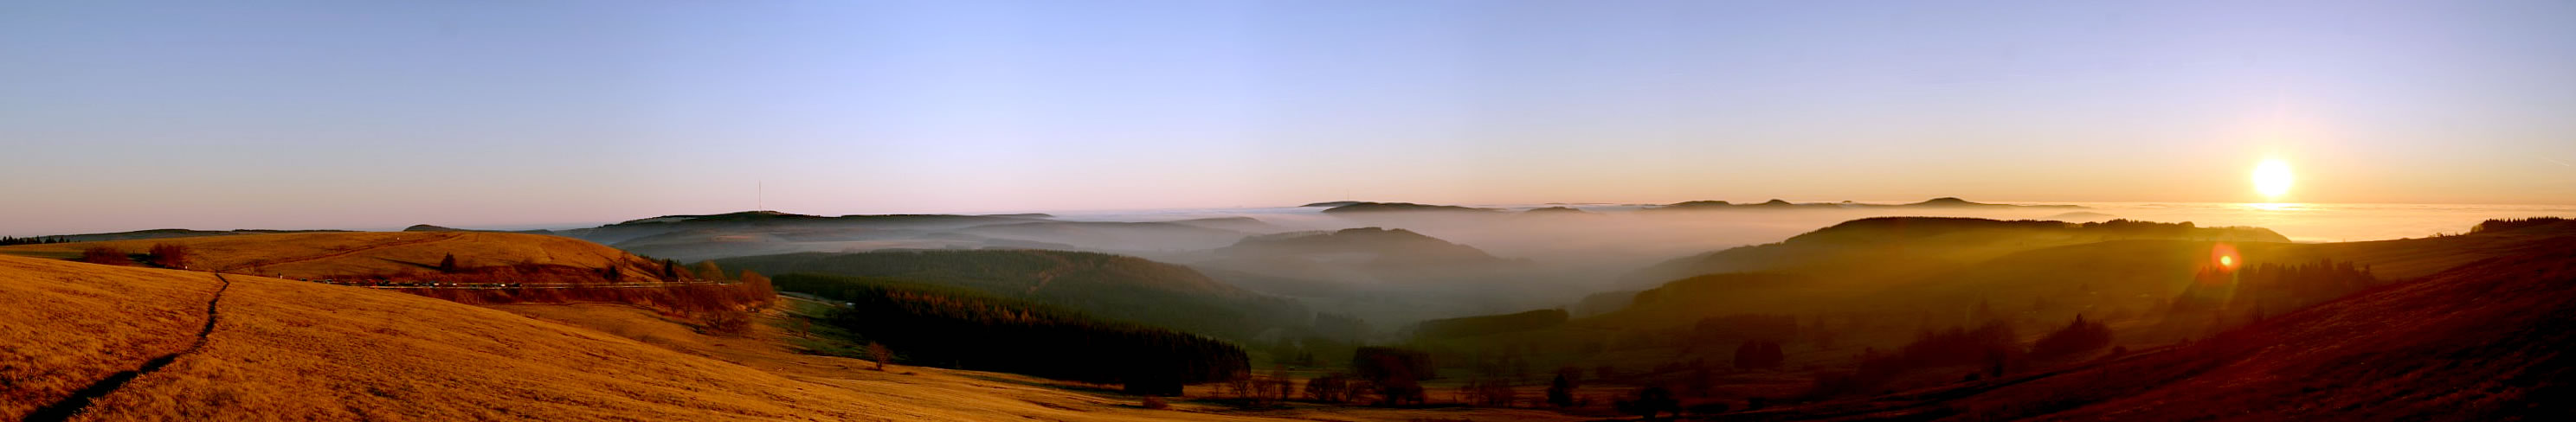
[1,252,1582,421]
[0,232,673,282]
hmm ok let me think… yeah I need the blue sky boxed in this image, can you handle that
[5,0,2574,234]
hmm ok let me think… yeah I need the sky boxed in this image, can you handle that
[5,0,2575,235]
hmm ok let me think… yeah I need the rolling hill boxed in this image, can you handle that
[0,255,1143,421]
[1739,220,2576,420]
[0,232,677,283]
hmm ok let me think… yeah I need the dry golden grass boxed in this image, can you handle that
[0,232,674,282]
[0,255,219,418]
[3,253,1580,421]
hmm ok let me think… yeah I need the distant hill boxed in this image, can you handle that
[1299,201,1368,208]
[1317,202,1497,214]
[713,249,1306,339]
[1522,207,1592,214]
[943,221,1250,252]
[402,224,465,232]
[1618,217,2289,289]
[21,228,354,243]
[554,211,1053,245]
[1647,197,2083,211]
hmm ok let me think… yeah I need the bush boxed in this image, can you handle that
[79,246,132,265]
[145,243,190,269]
[697,310,754,336]
[1304,373,1353,403]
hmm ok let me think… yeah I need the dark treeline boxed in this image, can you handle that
[775,273,1247,395]
[2470,216,2568,233]
[717,249,1307,340]
[0,235,74,246]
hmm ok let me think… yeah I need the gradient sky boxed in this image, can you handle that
[6,0,2575,235]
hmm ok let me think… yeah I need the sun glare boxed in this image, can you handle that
[2253,159,2294,200]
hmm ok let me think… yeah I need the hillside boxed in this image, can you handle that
[548,211,1052,245]
[713,250,1307,339]
[1740,225,2576,420]
[1618,217,2290,290]
[0,255,1110,421]
[0,232,679,283]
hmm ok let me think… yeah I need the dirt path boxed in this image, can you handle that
[20,272,231,422]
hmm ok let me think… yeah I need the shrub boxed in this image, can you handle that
[145,243,190,269]
[697,310,754,336]
[79,246,132,265]
[1304,373,1353,403]
[1545,371,1578,407]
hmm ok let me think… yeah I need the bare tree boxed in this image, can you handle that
[868,342,892,371]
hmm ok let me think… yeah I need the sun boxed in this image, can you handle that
[2253,159,2294,200]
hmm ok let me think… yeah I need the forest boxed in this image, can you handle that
[774,272,1250,395]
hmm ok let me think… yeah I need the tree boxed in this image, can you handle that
[868,342,892,371]
[1304,373,1352,403]
[692,261,726,281]
[145,243,190,269]
[1545,372,1578,407]
[660,259,679,279]
[438,253,459,272]
[1614,386,1681,419]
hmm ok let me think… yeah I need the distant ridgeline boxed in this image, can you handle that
[715,249,1308,340]
[773,273,1246,395]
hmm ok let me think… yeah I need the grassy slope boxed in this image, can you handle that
[0,232,673,282]
[0,256,217,418]
[1936,239,2576,420]
[4,253,1578,421]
